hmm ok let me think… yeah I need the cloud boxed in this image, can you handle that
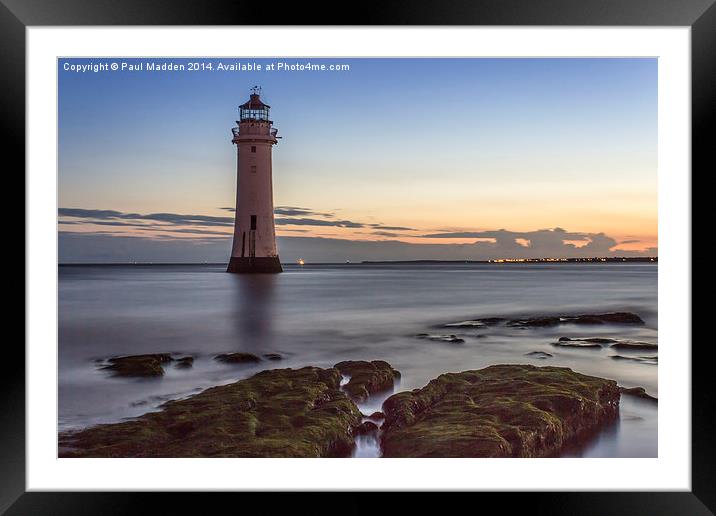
[58,207,655,262]
[273,206,335,218]
[60,206,414,233]
[419,227,622,255]
[59,232,657,264]
[274,217,364,228]
[59,208,234,227]
[368,224,414,231]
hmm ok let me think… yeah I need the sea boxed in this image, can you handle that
[58,262,658,458]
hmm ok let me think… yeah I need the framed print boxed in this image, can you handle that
[6,0,711,512]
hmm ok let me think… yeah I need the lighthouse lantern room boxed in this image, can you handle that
[227,87,282,273]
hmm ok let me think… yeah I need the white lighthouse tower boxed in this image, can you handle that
[227,87,282,273]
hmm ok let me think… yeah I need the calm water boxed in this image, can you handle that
[59,263,658,457]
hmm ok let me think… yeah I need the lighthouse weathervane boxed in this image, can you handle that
[227,86,283,273]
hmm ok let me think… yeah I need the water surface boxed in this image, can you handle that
[59,263,657,457]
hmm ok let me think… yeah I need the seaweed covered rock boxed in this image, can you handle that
[59,367,363,458]
[380,364,620,457]
[101,353,174,378]
[214,352,261,364]
[334,360,401,403]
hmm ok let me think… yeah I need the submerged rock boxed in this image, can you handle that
[524,351,553,359]
[59,367,363,458]
[508,316,561,327]
[619,386,658,403]
[416,334,465,343]
[214,352,261,364]
[444,320,487,328]
[174,356,194,369]
[100,353,174,378]
[610,341,658,351]
[335,360,401,403]
[263,353,283,361]
[571,312,645,325]
[508,312,644,328]
[380,364,620,457]
[551,341,602,349]
[611,355,658,365]
[555,337,657,352]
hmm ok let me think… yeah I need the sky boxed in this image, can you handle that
[58,57,657,263]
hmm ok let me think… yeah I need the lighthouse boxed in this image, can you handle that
[227,87,283,273]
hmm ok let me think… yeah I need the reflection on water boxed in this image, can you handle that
[231,274,277,349]
[59,263,657,457]
[563,396,658,458]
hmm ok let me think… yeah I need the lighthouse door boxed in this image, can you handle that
[249,215,257,258]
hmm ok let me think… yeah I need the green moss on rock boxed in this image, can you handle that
[59,367,363,457]
[334,360,401,402]
[380,364,620,457]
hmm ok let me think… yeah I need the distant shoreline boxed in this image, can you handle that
[59,257,657,266]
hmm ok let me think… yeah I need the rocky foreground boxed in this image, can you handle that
[381,364,619,457]
[60,366,362,457]
[60,362,624,458]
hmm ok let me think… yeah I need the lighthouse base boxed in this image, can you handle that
[227,256,283,274]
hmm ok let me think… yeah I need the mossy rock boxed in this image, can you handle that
[334,360,401,403]
[214,352,261,364]
[380,364,620,457]
[354,421,379,435]
[101,353,174,378]
[59,367,363,457]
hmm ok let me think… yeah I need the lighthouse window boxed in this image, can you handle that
[251,165,257,174]
[251,146,256,153]
[250,215,257,230]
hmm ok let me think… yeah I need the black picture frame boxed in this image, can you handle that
[5,0,710,512]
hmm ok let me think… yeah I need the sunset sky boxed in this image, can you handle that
[58,58,657,262]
